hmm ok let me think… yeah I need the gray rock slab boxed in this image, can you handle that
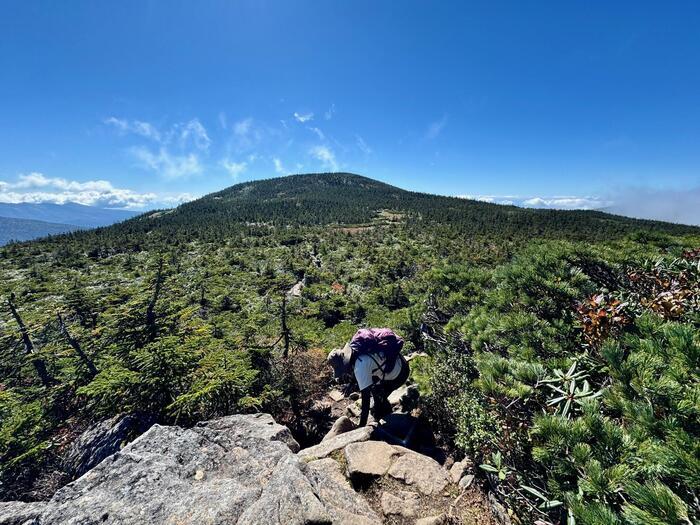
[297,425,373,461]
[0,501,47,525]
[344,440,397,477]
[388,448,450,495]
[380,490,420,518]
[322,416,356,442]
[307,458,381,524]
[5,413,366,525]
[63,414,150,478]
[459,474,475,490]
[449,459,469,483]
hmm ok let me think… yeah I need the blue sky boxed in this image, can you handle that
[1,1,699,223]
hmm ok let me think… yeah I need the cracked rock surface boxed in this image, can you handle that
[2,414,379,525]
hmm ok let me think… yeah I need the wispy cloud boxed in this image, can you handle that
[0,172,174,209]
[234,117,253,136]
[309,145,339,171]
[324,104,336,120]
[273,157,288,175]
[220,158,247,178]
[105,117,162,142]
[293,111,314,123]
[218,112,228,130]
[106,117,211,179]
[425,115,448,140]
[130,147,202,179]
[356,135,372,155]
[178,119,211,151]
[308,127,325,140]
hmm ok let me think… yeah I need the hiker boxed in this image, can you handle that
[327,328,410,427]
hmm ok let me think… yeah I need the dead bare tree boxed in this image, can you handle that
[7,293,55,387]
[280,294,290,358]
[57,312,98,378]
[145,258,165,344]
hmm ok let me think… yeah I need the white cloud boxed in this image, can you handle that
[130,147,202,179]
[106,117,211,178]
[229,117,264,152]
[293,111,314,123]
[0,172,165,209]
[426,115,448,140]
[309,145,339,171]
[104,117,161,142]
[234,117,253,136]
[458,193,605,209]
[178,119,211,151]
[324,104,336,120]
[356,135,372,155]
[308,127,325,140]
[220,158,247,178]
[460,195,517,205]
[521,196,608,209]
[273,157,288,175]
[105,116,211,150]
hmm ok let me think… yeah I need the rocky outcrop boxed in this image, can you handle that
[62,414,151,478]
[1,413,498,525]
[3,414,377,525]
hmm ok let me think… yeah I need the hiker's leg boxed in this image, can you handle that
[370,386,392,420]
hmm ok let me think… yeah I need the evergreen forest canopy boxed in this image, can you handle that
[1,173,699,525]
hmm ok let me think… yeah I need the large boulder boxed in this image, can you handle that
[62,414,151,478]
[2,413,378,525]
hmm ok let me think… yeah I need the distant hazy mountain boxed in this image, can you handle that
[0,202,139,245]
[0,217,81,245]
[0,202,138,228]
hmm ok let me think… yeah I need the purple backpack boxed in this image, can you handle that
[349,328,404,373]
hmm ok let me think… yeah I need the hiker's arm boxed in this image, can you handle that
[359,388,371,427]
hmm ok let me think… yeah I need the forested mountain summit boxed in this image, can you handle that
[164,172,697,235]
[16,172,695,252]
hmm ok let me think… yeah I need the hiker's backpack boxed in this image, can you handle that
[349,328,404,375]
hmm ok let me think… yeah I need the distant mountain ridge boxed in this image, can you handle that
[0,202,138,228]
[0,202,138,245]
[0,217,80,245]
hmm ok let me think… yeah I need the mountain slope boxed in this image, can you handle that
[0,202,138,228]
[5,173,699,251]
[125,173,698,241]
[0,217,80,245]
